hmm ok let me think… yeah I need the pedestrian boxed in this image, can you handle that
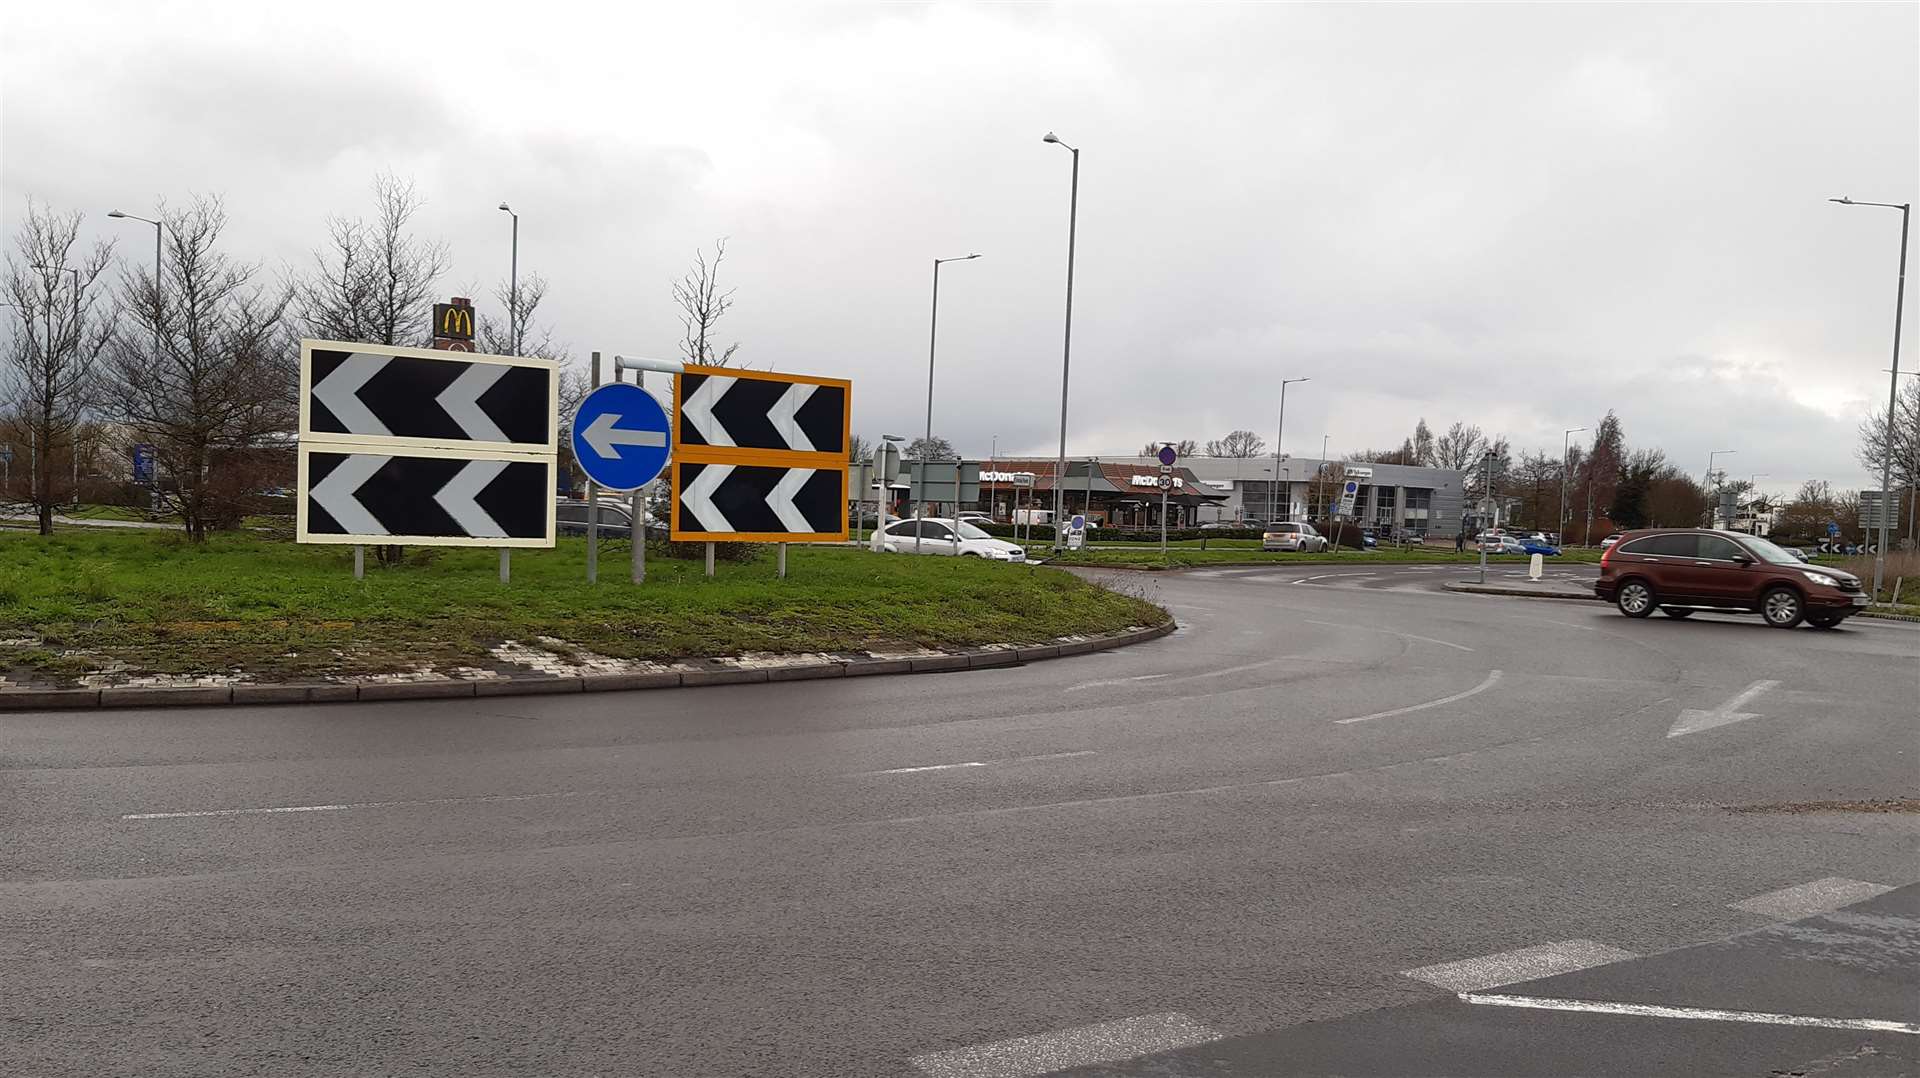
[1455,529,1465,553]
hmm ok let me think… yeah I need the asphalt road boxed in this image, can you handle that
[5,562,1915,1077]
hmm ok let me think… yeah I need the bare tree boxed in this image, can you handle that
[1432,421,1487,471]
[298,172,448,346]
[674,240,740,366]
[2,201,116,534]
[1204,430,1268,458]
[1411,418,1435,467]
[1140,439,1199,456]
[848,433,871,463]
[105,196,295,541]
[1857,378,1920,492]
[907,435,955,461]
[476,273,567,360]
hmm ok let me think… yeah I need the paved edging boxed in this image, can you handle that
[1443,581,1599,602]
[0,620,1175,711]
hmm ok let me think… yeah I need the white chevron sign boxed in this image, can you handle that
[768,383,818,452]
[433,458,510,539]
[311,353,392,438]
[435,362,510,443]
[309,453,390,535]
[681,463,735,532]
[681,375,735,447]
[768,468,815,531]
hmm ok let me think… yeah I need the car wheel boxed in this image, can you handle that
[1761,586,1805,629]
[1659,607,1693,619]
[1616,579,1655,618]
[1806,612,1845,629]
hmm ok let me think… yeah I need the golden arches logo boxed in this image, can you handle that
[437,304,474,338]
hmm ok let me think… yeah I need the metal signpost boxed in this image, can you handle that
[670,365,852,575]
[296,340,558,578]
[571,381,672,584]
[1336,478,1359,547]
[131,444,155,486]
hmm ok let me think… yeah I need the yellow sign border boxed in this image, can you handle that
[669,366,851,542]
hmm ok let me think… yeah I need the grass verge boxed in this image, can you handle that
[0,530,1165,682]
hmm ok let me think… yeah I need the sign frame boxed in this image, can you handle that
[667,462,849,543]
[295,443,557,548]
[669,363,852,542]
[298,339,560,457]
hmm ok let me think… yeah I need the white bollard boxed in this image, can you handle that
[1528,552,1544,581]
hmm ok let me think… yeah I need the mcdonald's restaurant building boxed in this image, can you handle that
[970,459,1225,528]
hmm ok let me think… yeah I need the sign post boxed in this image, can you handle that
[571,378,673,584]
[1157,444,1178,565]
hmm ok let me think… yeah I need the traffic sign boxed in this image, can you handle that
[1157,445,1178,466]
[1338,478,1360,516]
[1158,475,1175,491]
[677,367,847,454]
[300,340,556,453]
[1828,521,1841,538]
[1070,514,1086,531]
[296,446,554,545]
[671,365,852,542]
[132,444,155,485]
[571,383,670,492]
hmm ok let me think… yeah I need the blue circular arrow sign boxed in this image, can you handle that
[570,383,672,492]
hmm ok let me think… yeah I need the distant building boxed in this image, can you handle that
[968,459,1226,528]
[1109,455,1471,537]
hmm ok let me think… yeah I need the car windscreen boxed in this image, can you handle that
[1740,536,1806,565]
[954,522,992,540]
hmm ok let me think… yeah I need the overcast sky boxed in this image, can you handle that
[4,2,1915,494]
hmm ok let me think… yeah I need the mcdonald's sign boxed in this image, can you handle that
[433,302,475,341]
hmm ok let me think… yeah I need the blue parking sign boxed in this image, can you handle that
[570,383,672,492]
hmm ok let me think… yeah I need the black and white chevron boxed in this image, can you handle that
[678,373,844,453]
[307,349,549,446]
[305,450,548,540]
[675,462,843,536]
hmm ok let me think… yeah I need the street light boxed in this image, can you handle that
[498,202,519,355]
[1273,377,1309,523]
[1830,196,1910,599]
[917,253,981,553]
[1560,427,1586,543]
[108,210,163,359]
[1042,131,1079,548]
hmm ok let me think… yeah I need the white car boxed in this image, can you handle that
[1480,535,1529,555]
[1262,521,1329,552]
[876,517,1027,561]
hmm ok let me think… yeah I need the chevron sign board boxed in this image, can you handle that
[670,365,851,542]
[299,340,556,453]
[296,446,555,546]
[296,339,558,547]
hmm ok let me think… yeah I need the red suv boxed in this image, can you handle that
[1594,529,1867,628]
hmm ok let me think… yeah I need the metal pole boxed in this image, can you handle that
[508,213,520,355]
[918,258,939,554]
[586,352,601,582]
[777,543,787,579]
[353,544,364,580]
[871,441,888,552]
[1478,450,1492,584]
[500,548,510,584]
[1050,141,1080,549]
[1160,486,1169,566]
[632,484,646,583]
[1086,456,1096,527]
[1873,205,1909,597]
[705,541,715,578]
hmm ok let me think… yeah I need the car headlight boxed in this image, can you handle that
[1802,570,1839,587]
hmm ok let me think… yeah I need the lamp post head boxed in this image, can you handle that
[1042,133,1059,144]
[498,202,514,214]
[964,253,981,260]
[107,210,126,219]
[882,434,906,442]
[1830,197,1854,205]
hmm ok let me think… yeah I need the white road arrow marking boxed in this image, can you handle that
[311,353,392,436]
[433,459,509,538]
[310,453,389,536]
[681,374,735,446]
[769,382,818,451]
[682,464,734,532]
[768,467,814,532]
[581,412,666,460]
[1668,679,1779,737]
[435,362,509,442]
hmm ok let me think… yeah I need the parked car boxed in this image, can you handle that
[555,498,634,536]
[956,513,995,527]
[1517,537,1561,556]
[1361,531,1378,549]
[1262,522,1329,552]
[1594,529,1866,628]
[876,517,1027,561]
[1599,534,1623,549]
[1781,546,1811,562]
[1480,535,1529,555]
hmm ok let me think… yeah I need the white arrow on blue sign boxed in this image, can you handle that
[570,383,672,492]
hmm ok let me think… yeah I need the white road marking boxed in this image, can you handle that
[867,751,1096,776]
[1303,618,1474,652]
[1730,877,1895,920]
[1402,939,1635,992]
[1063,673,1170,693]
[911,1012,1220,1078]
[122,792,568,821]
[1460,992,1920,1035]
[1336,670,1504,725]
[1667,679,1779,737]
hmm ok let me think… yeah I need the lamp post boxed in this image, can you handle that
[1830,196,1910,599]
[498,202,519,355]
[1560,427,1586,543]
[107,210,163,361]
[872,434,906,552]
[1273,377,1309,523]
[1706,450,1735,527]
[1042,131,1079,548]
[917,253,981,553]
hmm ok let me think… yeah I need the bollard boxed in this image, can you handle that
[1528,552,1543,581]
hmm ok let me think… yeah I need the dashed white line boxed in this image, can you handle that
[1730,877,1895,920]
[1402,939,1635,992]
[911,1012,1221,1078]
[1303,618,1474,652]
[122,791,568,821]
[1336,670,1504,725]
[867,751,1096,776]
[1460,993,1920,1035]
[1063,673,1170,693]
